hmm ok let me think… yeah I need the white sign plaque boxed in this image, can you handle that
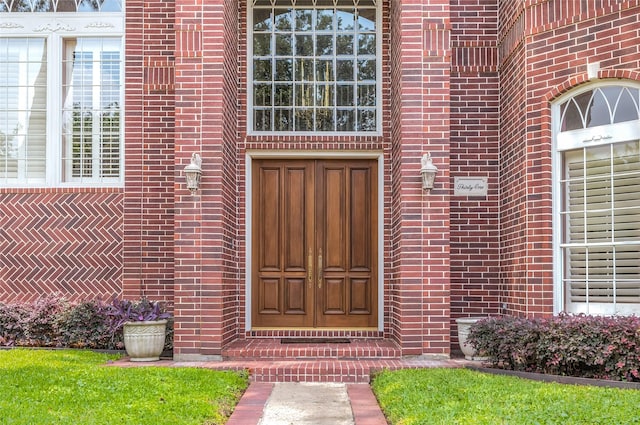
[454,177,488,196]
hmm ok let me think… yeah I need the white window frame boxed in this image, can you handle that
[247,0,382,136]
[0,11,124,188]
[552,80,640,315]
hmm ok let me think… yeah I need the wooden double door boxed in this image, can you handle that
[251,159,378,328]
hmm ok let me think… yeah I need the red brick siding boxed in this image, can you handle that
[0,191,123,302]
[4,0,637,358]
[450,0,501,347]
[219,0,241,352]
[498,0,640,316]
[123,0,176,306]
[499,42,530,316]
[389,0,452,357]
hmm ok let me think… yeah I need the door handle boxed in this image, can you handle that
[317,249,323,289]
[308,249,313,288]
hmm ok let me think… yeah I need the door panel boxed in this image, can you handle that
[252,158,377,328]
[252,160,314,327]
[284,278,306,314]
[315,160,378,328]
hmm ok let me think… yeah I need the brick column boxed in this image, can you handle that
[390,0,451,357]
[173,0,238,361]
[123,0,176,303]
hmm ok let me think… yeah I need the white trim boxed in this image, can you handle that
[556,121,640,151]
[245,150,385,331]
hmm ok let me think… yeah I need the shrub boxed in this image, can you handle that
[56,300,116,349]
[23,295,66,347]
[0,302,29,346]
[467,315,542,372]
[468,314,640,382]
[536,314,640,381]
[0,296,173,352]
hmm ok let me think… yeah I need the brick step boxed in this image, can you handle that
[204,359,405,383]
[184,357,470,383]
[222,338,402,361]
[111,355,472,383]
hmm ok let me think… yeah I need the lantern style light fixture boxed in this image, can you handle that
[183,153,202,194]
[420,153,438,191]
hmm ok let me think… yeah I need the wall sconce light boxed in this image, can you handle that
[420,153,438,191]
[183,153,202,195]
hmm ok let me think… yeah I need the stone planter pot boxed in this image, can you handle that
[456,317,488,361]
[123,320,168,362]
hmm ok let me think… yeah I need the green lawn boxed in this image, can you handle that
[371,368,640,425]
[0,349,248,425]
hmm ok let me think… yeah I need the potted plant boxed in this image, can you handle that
[108,298,171,362]
[455,316,488,360]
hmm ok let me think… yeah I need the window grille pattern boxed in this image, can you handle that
[560,86,640,131]
[0,38,47,184]
[61,39,121,182]
[250,0,379,132]
[0,0,121,12]
[0,5,123,187]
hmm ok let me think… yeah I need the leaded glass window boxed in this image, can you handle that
[0,0,121,12]
[250,0,380,133]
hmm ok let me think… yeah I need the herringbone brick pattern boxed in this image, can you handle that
[0,192,124,302]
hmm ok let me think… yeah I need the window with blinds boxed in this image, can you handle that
[61,39,121,183]
[556,83,640,314]
[0,4,123,187]
[0,38,47,184]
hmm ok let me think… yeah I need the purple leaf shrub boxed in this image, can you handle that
[468,314,640,382]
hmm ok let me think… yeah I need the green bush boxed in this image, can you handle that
[468,314,640,381]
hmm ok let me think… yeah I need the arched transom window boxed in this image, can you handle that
[554,82,640,315]
[0,0,121,12]
[249,0,380,134]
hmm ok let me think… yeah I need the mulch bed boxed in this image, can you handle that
[466,365,640,390]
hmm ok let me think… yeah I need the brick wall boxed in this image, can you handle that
[449,0,501,346]
[5,0,638,357]
[0,191,123,302]
[389,0,452,357]
[169,0,242,360]
[498,0,640,316]
[122,0,176,305]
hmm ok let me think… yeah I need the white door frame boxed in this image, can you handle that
[245,150,385,330]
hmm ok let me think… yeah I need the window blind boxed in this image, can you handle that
[564,142,640,304]
[0,38,47,183]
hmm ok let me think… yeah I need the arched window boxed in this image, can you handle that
[554,82,640,315]
[0,0,122,12]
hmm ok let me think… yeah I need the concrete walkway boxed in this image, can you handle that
[227,382,388,425]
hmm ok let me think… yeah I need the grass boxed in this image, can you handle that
[0,349,248,425]
[371,368,640,425]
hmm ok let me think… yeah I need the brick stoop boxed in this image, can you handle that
[194,338,470,383]
[222,338,402,360]
[109,339,473,383]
